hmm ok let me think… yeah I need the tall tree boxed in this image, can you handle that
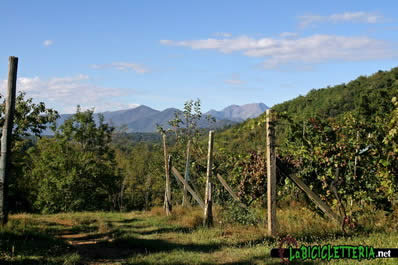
[28,106,121,213]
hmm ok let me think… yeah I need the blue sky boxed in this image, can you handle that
[1,1,398,113]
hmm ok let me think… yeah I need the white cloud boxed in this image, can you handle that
[43,40,54,47]
[0,74,135,113]
[66,102,140,114]
[225,79,243,85]
[225,74,245,85]
[280,32,298,38]
[92,62,150,74]
[299,11,384,28]
[213,32,232,37]
[160,34,395,69]
[161,36,269,53]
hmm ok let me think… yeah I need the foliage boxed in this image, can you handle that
[220,200,259,225]
[6,66,398,218]
[235,151,267,206]
[212,67,398,215]
[115,142,164,210]
[26,106,122,213]
[0,91,59,140]
[155,99,216,206]
[0,92,59,212]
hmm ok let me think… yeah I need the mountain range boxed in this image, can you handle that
[50,103,269,133]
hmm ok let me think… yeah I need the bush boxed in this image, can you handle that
[220,200,259,225]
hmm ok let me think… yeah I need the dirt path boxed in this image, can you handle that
[54,219,133,265]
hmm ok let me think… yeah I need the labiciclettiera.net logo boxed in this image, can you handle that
[271,236,398,263]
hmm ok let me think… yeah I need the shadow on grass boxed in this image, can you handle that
[221,255,321,265]
[0,229,73,265]
[0,258,61,265]
[283,231,352,244]
[112,217,140,224]
[234,236,277,248]
[113,223,152,230]
[123,254,321,265]
[68,235,225,262]
[133,226,193,235]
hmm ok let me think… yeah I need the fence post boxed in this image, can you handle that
[204,130,214,226]
[162,134,172,215]
[266,109,277,236]
[182,140,191,207]
[0,56,18,225]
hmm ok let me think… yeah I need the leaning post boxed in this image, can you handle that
[266,109,277,236]
[182,139,191,207]
[162,134,172,215]
[0,56,18,225]
[203,130,214,226]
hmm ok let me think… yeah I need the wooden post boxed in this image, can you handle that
[216,174,247,209]
[354,131,359,179]
[204,130,214,227]
[162,134,172,215]
[0,56,18,225]
[204,182,213,225]
[266,109,277,236]
[288,174,343,224]
[172,167,204,208]
[182,140,191,207]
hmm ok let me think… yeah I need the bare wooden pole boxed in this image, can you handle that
[204,130,214,227]
[288,174,343,224]
[162,134,172,215]
[182,140,191,207]
[0,56,18,225]
[216,174,247,209]
[266,109,277,236]
[172,167,204,209]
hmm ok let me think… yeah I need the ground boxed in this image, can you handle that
[1,205,398,264]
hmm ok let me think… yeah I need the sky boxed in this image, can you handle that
[1,0,398,113]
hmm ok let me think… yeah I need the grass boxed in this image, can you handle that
[0,203,397,264]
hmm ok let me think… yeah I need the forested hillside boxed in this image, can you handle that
[217,67,398,148]
[202,68,397,218]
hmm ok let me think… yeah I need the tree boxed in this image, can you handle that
[0,91,59,213]
[27,106,122,213]
[158,99,215,207]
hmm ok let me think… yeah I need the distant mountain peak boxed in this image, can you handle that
[206,103,268,122]
[46,102,268,134]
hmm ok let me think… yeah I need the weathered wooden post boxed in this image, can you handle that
[266,109,277,236]
[0,56,18,225]
[172,167,205,208]
[203,130,214,226]
[182,140,191,207]
[162,134,172,215]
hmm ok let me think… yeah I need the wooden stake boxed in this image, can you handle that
[204,130,214,227]
[288,174,343,224]
[172,167,204,208]
[182,140,191,207]
[0,56,18,225]
[204,182,213,226]
[216,174,247,209]
[266,109,277,236]
[162,134,172,215]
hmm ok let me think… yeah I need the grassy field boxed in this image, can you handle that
[1,204,398,265]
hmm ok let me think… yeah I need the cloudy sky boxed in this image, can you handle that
[1,1,397,113]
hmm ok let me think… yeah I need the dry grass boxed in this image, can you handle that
[149,206,165,216]
[169,206,203,228]
[150,205,205,229]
